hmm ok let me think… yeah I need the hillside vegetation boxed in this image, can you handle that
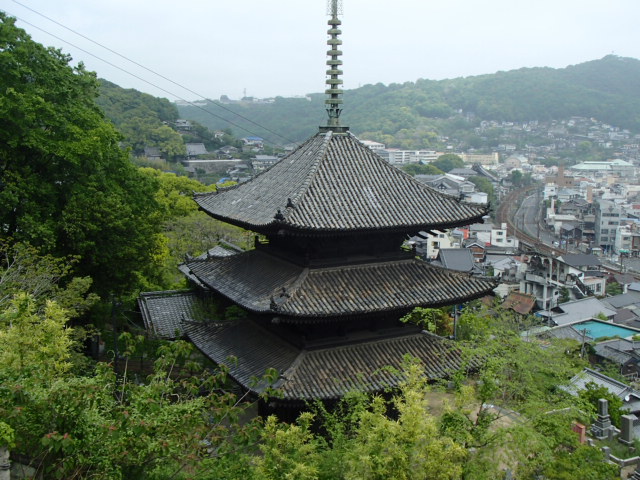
[176,55,640,147]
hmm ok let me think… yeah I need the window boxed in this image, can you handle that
[432,241,440,249]
[601,229,609,234]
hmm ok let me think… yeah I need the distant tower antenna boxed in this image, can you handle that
[320,0,348,133]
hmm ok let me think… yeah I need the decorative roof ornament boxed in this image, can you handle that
[320,0,349,133]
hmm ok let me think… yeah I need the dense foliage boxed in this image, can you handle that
[97,80,185,159]
[0,14,165,297]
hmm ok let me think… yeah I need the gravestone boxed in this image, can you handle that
[620,414,636,445]
[591,398,614,439]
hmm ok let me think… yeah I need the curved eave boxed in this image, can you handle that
[194,132,491,234]
[274,285,494,324]
[184,253,497,320]
[195,203,489,238]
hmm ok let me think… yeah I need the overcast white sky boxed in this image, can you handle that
[2,0,639,102]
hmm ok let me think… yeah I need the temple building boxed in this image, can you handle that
[139,1,496,412]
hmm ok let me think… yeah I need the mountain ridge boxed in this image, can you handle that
[174,55,640,146]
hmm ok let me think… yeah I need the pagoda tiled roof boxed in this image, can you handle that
[138,290,217,339]
[195,131,488,234]
[185,319,470,401]
[184,250,496,319]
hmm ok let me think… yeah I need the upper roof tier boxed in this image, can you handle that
[195,131,488,235]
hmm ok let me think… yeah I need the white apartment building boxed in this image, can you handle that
[377,149,439,165]
[615,225,633,254]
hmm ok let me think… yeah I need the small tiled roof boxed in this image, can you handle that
[558,253,601,268]
[565,368,639,400]
[185,319,470,401]
[138,290,217,339]
[502,292,537,315]
[550,297,616,326]
[539,325,591,342]
[594,344,638,366]
[195,131,487,234]
[183,250,496,318]
[186,143,208,156]
[602,292,640,309]
[435,248,477,273]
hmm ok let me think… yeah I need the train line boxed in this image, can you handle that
[495,186,632,278]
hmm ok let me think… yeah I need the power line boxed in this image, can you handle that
[5,4,300,147]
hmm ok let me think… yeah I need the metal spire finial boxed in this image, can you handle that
[320,0,348,133]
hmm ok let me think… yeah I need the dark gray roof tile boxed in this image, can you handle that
[184,250,496,318]
[184,319,469,401]
[196,132,487,233]
[138,290,217,339]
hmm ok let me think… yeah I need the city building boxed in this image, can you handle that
[595,199,624,252]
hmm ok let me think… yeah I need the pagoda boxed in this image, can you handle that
[140,1,496,411]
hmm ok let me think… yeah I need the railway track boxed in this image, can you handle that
[495,186,633,278]
[495,185,559,255]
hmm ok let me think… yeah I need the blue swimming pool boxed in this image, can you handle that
[572,320,639,340]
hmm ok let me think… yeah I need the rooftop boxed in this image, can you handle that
[184,318,471,402]
[195,132,487,235]
[182,250,496,319]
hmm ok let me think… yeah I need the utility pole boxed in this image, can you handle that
[536,187,541,240]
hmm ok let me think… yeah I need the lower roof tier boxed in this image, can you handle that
[185,318,470,402]
[181,249,496,319]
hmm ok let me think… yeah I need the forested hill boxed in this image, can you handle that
[176,55,640,145]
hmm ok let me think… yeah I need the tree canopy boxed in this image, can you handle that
[432,154,465,173]
[0,14,165,297]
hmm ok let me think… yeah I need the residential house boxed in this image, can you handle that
[594,339,640,379]
[537,297,616,326]
[502,291,536,316]
[565,369,640,422]
[408,231,454,260]
[464,241,487,263]
[431,248,482,274]
[251,155,279,172]
[174,119,192,131]
[557,253,607,297]
[414,174,475,198]
[186,143,208,158]
[143,146,162,160]
[218,145,239,157]
[242,136,264,148]
[595,200,624,252]
[521,254,601,311]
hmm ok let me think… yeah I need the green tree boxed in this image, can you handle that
[400,163,444,176]
[468,176,495,205]
[0,14,163,296]
[0,293,263,479]
[0,241,98,317]
[0,293,74,384]
[578,382,627,428]
[606,282,623,296]
[510,169,523,186]
[137,169,249,287]
[401,307,452,336]
[432,154,465,173]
